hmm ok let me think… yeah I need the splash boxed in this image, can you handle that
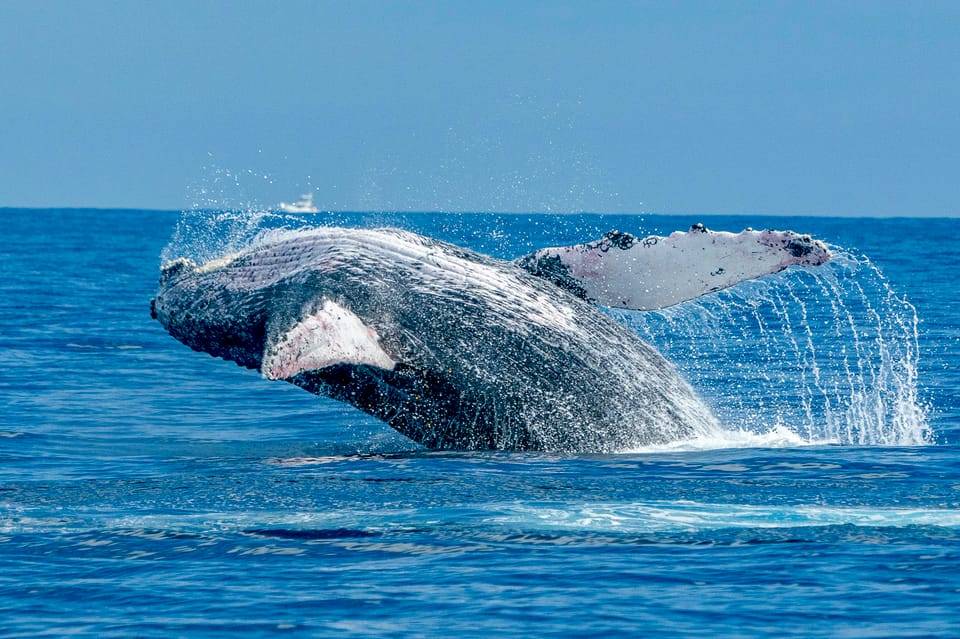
[617,248,931,447]
[159,204,930,449]
[163,164,334,266]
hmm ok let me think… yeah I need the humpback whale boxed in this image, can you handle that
[152,224,830,452]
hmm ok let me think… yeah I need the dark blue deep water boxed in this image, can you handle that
[1,208,958,638]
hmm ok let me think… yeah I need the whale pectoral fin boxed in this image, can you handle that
[516,225,832,311]
[261,300,396,380]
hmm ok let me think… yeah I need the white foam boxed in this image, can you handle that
[6,497,958,538]
[621,425,832,453]
[7,501,957,538]
[481,501,960,533]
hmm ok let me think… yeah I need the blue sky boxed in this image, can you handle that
[2,1,957,215]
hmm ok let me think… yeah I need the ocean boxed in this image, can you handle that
[1,208,957,638]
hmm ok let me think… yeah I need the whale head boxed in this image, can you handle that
[153,254,270,371]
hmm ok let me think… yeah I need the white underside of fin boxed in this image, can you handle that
[262,300,396,380]
[529,227,830,310]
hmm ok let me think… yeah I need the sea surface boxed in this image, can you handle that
[1,208,958,638]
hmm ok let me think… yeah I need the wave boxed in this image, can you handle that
[480,501,960,533]
[5,501,958,538]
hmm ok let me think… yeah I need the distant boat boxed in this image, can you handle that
[278,193,319,213]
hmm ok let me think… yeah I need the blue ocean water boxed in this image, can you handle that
[1,208,958,638]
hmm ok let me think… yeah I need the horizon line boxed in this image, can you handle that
[1,206,958,219]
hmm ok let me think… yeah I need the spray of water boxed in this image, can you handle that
[162,164,329,266]
[616,248,931,446]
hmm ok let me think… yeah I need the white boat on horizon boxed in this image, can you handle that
[278,192,319,213]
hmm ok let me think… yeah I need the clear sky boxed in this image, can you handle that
[2,1,958,216]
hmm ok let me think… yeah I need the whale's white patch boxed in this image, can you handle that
[261,299,396,380]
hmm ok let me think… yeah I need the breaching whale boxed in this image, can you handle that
[152,224,830,453]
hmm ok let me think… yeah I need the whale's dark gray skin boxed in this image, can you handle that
[152,225,830,452]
